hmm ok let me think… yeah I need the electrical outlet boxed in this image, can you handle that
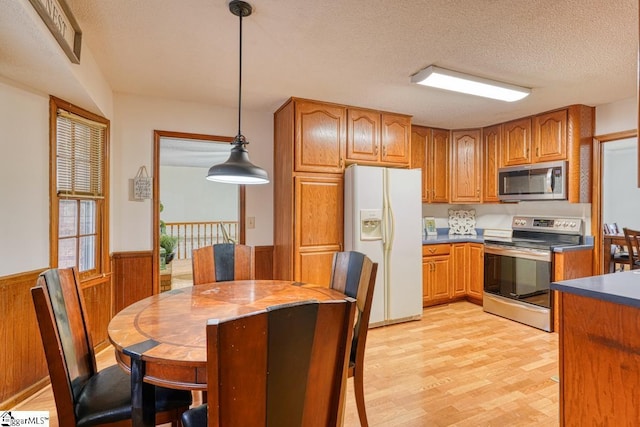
[247,216,255,229]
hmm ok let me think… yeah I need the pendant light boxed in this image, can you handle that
[206,0,269,185]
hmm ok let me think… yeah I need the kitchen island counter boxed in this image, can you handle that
[551,269,640,308]
[552,270,640,425]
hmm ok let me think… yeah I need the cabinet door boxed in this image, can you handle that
[294,175,343,283]
[295,100,346,173]
[381,113,411,165]
[483,124,501,203]
[411,126,429,202]
[534,109,567,163]
[422,257,432,305]
[431,129,450,203]
[467,243,484,301]
[450,129,482,203]
[431,256,451,301]
[502,117,532,166]
[451,244,467,298]
[347,108,380,162]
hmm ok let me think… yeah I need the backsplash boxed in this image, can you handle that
[423,201,592,234]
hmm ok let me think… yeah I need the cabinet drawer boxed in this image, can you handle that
[423,244,450,256]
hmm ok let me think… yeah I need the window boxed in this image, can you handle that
[50,97,109,280]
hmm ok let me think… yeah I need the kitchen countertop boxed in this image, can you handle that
[422,232,594,252]
[551,270,640,309]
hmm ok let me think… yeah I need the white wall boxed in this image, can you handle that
[111,93,273,251]
[422,202,591,233]
[160,166,239,222]
[0,80,50,276]
[602,138,640,229]
[595,96,637,135]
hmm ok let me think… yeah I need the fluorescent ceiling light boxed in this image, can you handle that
[411,65,530,102]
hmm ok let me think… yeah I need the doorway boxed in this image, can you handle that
[152,130,246,293]
[592,130,638,274]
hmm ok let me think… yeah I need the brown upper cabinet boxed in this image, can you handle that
[451,129,482,203]
[533,109,567,162]
[483,124,501,203]
[503,109,568,166]
[411,126,449,203]
[346,108,411,166]
[274,97,413,283]
[502,117,532,166]
[294,99,346,174]
[501,106,592,202]
[346,108,380,163]
[380,112,411,165]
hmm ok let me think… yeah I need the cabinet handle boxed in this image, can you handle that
[536,147,539,157]
[374,145,379,155]
[339,157,344,168]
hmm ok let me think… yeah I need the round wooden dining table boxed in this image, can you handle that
[108,280,346,391]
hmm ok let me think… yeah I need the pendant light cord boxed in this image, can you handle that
[237,10,243,142]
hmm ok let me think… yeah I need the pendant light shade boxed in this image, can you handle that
[207,0,269,185]
[206,135,269,184]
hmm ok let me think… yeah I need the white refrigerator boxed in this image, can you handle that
[344,164,423,327]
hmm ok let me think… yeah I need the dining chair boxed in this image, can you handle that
[31,268,192,427]
[329,251,378,427]
[180,297,357,427]
[623,227,640,270]
[605,223,629,272]
[192,243,255,285]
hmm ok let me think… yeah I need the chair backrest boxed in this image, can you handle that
[623,227,640,269]
[329,251,377,369]
[31,268,97,423]
[192,243,255,285]
[206,298,356,427]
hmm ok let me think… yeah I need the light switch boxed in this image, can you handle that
[247,216,255,229]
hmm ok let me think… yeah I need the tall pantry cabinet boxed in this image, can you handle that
[273,98,346,285]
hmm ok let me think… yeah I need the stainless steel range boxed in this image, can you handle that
[483,216,583,332]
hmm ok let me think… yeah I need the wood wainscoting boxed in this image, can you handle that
[112,251,154,314]
[0,268,113,408]
[0,269,49,408]
[255,245,274,279]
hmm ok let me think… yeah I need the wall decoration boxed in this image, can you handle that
[448,209,477,235]
[133,166,152,200]
[28,0,82,63]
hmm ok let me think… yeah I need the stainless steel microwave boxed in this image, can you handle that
[498,160,567,201]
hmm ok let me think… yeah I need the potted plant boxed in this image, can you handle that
[159,202,178,266]
[160,233,178,264]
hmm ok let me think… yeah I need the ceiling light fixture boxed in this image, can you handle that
[411,65,531,102]
[206,0,269,185]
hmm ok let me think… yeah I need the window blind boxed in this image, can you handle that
[56,109,106,198]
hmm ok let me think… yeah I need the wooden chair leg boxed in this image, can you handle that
[353,367,369,427]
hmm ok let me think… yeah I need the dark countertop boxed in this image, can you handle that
[551,270,640,308]
[422,234,484,244]
[422,232,594,252]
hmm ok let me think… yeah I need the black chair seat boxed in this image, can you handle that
[180,403,207,427]
[76,365,193,427]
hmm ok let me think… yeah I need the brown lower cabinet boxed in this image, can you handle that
[423,242,484,307]
[422,244,452,307]
[558,292,640,424]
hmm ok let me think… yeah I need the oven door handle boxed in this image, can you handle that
[484,245,551,262]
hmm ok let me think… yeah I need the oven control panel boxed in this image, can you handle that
[512,216,582,234]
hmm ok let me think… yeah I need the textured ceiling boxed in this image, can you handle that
[1,0,638,129]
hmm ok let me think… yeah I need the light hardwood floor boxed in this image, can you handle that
[13,301,559,426]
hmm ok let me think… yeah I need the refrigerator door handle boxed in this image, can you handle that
[382,169,394,252]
